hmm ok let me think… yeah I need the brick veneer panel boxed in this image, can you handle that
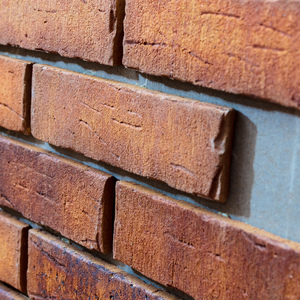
[0,56,32,133]
[0,282,29,300]
[32,65,235,202]
[123,0,300,109]
[28,229,178,300]
[0,211,30,293]
[114,181,300,300]
[0,135,115,253]
[0,0,124,65]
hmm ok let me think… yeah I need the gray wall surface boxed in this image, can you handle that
[0,45,299,244]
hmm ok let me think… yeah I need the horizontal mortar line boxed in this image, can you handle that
[0,44,295,115]
[0,44,265,113]
[0,129,226,219]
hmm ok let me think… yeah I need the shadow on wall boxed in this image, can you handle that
[138,72,300,219]
[203,111,257,218]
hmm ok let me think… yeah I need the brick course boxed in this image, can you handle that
[123,0,300,109]
[0,55,32,133]
[28,229,178,300]
[31,64,235,202]
[114,181,300,300]
[0,0,298,297]
[0,211,30,293]
[0,0,124,65]
[0,135,115,253]
[0,282,29,300]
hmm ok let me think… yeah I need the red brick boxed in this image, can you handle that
[113,181,300,300]
[0,282,29,300]
[0,135,115,254]
[0,211,30,293]
[0,55,32,133]
[28,229,178,300]
[31,65,235,202]
[123,0,300,109]
[0,0,124,65]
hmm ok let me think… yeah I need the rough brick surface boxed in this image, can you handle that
[32,65,235,202]
[114,181,300,300]
[28,229,178,300]
[0,0,124,65]
[0,135,115,253]
[123,0,300,109]
[0,55,32,133]
[0,211,30,293]
[0,282,29,300]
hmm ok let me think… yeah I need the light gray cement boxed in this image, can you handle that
[0,46,299,244]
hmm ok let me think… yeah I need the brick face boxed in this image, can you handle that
[0,55,32,133]
[0,211,30,293]
[0,135,115,254]
[28,229,178,300]
[123,0,300,109]
[0,0,124,65]
[0,0,298,298]
[0,282,29,300]
[31,64,235,202]
[113,181,300,300]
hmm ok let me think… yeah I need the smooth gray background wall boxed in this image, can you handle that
[0,45,299,243]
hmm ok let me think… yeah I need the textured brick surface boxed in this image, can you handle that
[0,0,124,65]
[123,0,300,109]
[0,211,30,293]
[0,135,115,253]
[28,229,178,300]
[0,55,32,133]
[0,282,29,300]
[32,65,235,202]
[114,181,300,300]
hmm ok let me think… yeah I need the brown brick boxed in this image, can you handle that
[0,55,32,133]
[123,0,300,109]
[0,0,124,65]
[113,181,300,300]
[0,135,115,254]
[31,65,235,202]
[28,229,178,300]
[0,211,30,293]
[0,282,29,300]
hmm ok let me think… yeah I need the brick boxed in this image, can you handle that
[0,282,29,300]
[0,135,115,253]
[123,0,300,109]
[113,181,300,300]
[32,65,235,202]
[0,0,124,65]
[0,55,32,133]
[28,229,178,300]
[0,211,30,293]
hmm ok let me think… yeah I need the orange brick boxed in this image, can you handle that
[0,135,115,254]
[0,211,30,293]
[0,282,29,300]
[0,0,124,65]
[123,0,300,109]
[0,55,32,133]
[28,229,178,300]
[113,181,300,300]
[31,65,235,202]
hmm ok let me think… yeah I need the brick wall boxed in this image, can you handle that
[0,1,299,299]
